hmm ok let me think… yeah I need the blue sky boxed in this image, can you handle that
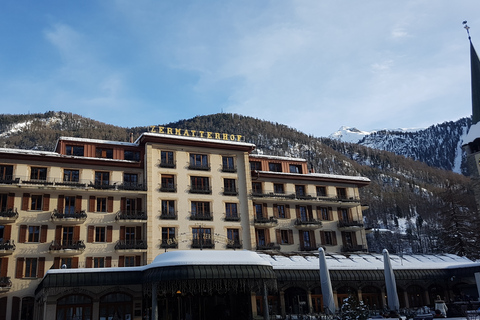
[0,1,478,137]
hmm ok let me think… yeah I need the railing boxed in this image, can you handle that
[256,243,280,250]
[341,245,367,252]
[0,208,18,219]
[51,209,87,220]
[159,160,176,168]
[254,216,278,224]
[10,176,146,190]
[160,238,178,249]
[115,240,147,250]
[0,240,15,251]
[338,220,364,228]
[223,187,238,196]
[159,211,177,220]
[159,183,176,192]
[189,185,212,194]
[191,239,214,249]
[190,212,213,221]
[225,214,240,222]
[0,277,12,290]
[49,240,86,251]
[299,244,320,251]
[115,210,147,221]
[222,165,236,173]
[0,176,20,185]
[226,240,242,249]
[294,218,323,226]
[188,163,211,171]
[251,191,361,203]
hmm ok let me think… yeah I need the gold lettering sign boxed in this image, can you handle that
[148,126,244,142]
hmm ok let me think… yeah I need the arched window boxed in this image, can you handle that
[21,297,35,320]
[99,292,133,320]
[56,294,92,320]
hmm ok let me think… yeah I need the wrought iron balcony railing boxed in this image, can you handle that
[160,238,178,249]
[115,210,147,221]
[225,214,240,222]
[294,218,323,226]
[0,208,18,219]
[191,239,214,249]
[160,211,177,220]
[115,240,147,250]
[51,209,87,221]
[0,240,15,251]
[160,183,177,192]
[256,243,280,250]
[189,185,212,194]
[190,212,213,221]
[49,240,86,251]
[188,163,211,171]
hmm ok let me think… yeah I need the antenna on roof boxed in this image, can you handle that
[464,21,471,40]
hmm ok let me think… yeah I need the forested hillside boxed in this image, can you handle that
[1,111,478,259]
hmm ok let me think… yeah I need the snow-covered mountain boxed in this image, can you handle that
[329,117,472,174]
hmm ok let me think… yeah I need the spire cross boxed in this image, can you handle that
[464,21,471,40]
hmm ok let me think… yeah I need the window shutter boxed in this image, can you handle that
[37,257,45,278]
[118,256,125,267]
[273,204,278,218]
[311,231,316,247]
[135,226,142,240]
[352,232,358,246]
[137,198,142,211]
[3,225,11,241]
[262,203,267,218]
[265,229,270,244]
[22,193,30,211]
[89,196,95,212]
[107,197,114,213]
[55,226,62,241]
[87,226,94,243]
[57,195,65,213]
[86,257,93,268]
[288,230,294,244]
[120,197,126,212]
[299,231,304,250]
[73,226,80,241]
[295,205,301,219]
[120,226,125,241]
[275,229,281,243]
[0,257,8,277]
[53,257,60,269]
[16,258,24,278]
[40,225,48,243]
[75,196,82,213]
[316,206,322,220]
[106,256,112,267]
[42,194,50,211]
[7,193,15,210]
[348,209,353,221]
[18,225,27,243]
[328,207,333,220]
[106,226,113,243]
[338,209,343,221]
[320,231,326,245]
[135,256,141,266]
[285,204,290,219]
[332,232,337,245]
[72,257,79,268]
[307,205,313,219]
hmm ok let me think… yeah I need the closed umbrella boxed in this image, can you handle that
[383,249,400,311]
[319,247,336,314]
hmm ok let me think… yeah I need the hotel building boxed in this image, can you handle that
[0,130,372,319]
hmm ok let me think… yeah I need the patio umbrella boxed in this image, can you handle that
[383,249,400,311]
[319,247,336,314]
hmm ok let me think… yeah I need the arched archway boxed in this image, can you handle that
[337,286,357,309]
[99,292,133,320]
[407,285,425,308]
[56,294,92,320]
[284,287,308,315]
[310,286,323,313]
[361,286,382,311]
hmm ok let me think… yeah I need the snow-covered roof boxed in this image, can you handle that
[256,170,371,183]
[148,250,271,267]
[463,122,480,145]
[57,136,137,147]
[250,154,307,162]
[137,132,256,148]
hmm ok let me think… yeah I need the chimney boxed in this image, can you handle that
[129,132,134,143]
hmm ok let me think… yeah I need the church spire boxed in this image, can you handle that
[464,21,480,124]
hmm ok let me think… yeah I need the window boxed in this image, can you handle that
[268,162,282,172]
[189,153,209,170]
[124,256,136,267]
[252,182,262,194]
[25,258,37,278]
[225,203,239,220]
[97,197,107,212]
[295,185,306,197]
[60,258,73,269]
[62,226,74,245]
[277,229,293,244]
[275,204,287,219]
[300,230,316,250]
[0,165,13,181]
[94,257,105,268]
[255,229,269,247]
[227,229,240,248]
[95,171,110,186]
[191,201,211,220]
[66,145,84,156]
[223,179,237,195]
[31,195,43,211]
[28,226,40,242]
[317,186,327,197]
[289,164,302,174]
[318,207,331,220]
[123,173,138,188]
[337,187,347,200]
[250,161,261,171]
[30,167,47,180]
[321,231,337,246]
[190,176,211,194]
[161,227,176,248]
[124,227,136,242]
[192,228,213,248]
[339,208,349,221]
[255,204,265,219]
[160,151,175,168]
[222,156,235,172]
[0,194,6,212]
[95,227,106,242]
[299,206,308,221]
[63,169,79,182]
[95,147,113,159]
[273,183,284,194]
[161,200,176,218]
[64,196,76,215]
[124,150,140,161]
[160,174,176,192]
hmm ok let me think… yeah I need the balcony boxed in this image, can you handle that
[189,185,212,194]
[294,218,323,230]
[115,239,147,251]
[222,165,237,173]
[188,163,211,171]
[226,240,242,249]
[256,242,280,251]
[51,210,87,224]
[160,211,177,220]
[250,191,362,207]
[299,244,320,251]
[0,176,20,185]
[159,160,176,168]
[115,210,147,223]
[49,240,86,255]
[253,216,278,227]
[119,182,145,191]
[341,244,367,252]
[159,183,176,193]
[191,239,214,249]
[190,212,213,221]
[0,241,15,256]
[0,208,18,223]
[0,277,12,292]
[338,220,364,230]
[223,187,238,196]
[225,214,240,222]
[160,238,178,249]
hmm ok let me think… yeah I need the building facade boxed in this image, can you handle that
[0,130,371,319]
